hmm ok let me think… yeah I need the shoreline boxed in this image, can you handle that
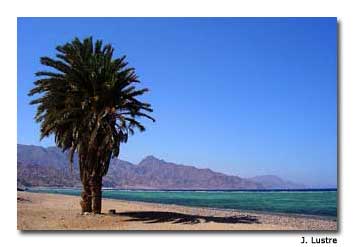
[26,189,337,221]
[17,191,337,230]
[29,190,337,221]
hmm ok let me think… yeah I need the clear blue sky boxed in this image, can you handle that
[17,18,337,187]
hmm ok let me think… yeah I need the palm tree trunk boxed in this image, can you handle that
[91,175,102,214]
[80,177,92,213]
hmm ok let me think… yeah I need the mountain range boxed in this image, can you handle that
[17,144,305,190]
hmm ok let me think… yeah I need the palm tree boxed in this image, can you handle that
[28,37,155,214]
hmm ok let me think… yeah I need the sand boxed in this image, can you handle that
[17,191,337,231]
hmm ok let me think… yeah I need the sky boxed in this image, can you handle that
[17,18,337,187]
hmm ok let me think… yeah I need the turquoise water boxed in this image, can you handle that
[28,188,337,218]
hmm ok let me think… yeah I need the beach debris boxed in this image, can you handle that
[17,197,31,202]
[108,209,116,215]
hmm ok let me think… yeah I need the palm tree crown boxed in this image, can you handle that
[29,37,155,183]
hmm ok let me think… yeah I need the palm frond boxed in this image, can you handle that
[29,36,155,179]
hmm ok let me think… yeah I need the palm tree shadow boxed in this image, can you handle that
[117,211,260,225]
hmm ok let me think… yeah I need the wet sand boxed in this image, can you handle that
[17,192,337,231]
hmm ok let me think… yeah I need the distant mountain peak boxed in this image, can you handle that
[139,155,163,164]
[144,155,160,160]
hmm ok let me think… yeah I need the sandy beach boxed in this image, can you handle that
[17,191,337,231]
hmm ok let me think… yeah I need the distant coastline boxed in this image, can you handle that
[23,186,338,192]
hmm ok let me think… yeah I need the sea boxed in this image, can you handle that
[27,188,337,219]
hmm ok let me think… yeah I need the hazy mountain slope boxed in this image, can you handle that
[248,175,305,189]
[17,144,304,190]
